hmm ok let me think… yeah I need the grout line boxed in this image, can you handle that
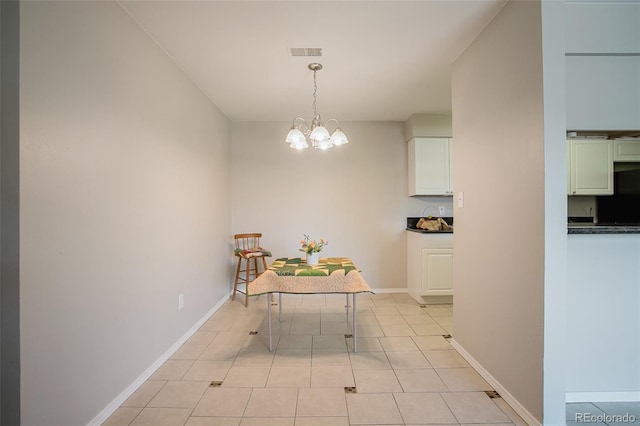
[107,294,487,425]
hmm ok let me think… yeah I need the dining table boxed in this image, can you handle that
[248,256,372,352]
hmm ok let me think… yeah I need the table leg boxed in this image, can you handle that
[267,294,273,352]
[352,293,357,353]
[279,293,282,322]
[346,294,349,322]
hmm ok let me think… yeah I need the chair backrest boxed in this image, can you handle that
[234,233,263,250]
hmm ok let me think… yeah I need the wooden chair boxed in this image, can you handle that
[233,233,272,306]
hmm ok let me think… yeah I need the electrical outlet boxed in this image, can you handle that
[178,293,184,310]
[438,206,446,216]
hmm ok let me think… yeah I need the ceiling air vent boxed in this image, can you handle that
[289,47,323,57]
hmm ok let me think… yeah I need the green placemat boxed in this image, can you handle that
[269,257,358,276]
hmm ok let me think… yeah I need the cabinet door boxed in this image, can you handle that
[568,139,613,195]
[614,139,640,162]
[408,138,452,196]
[421,249,453,296]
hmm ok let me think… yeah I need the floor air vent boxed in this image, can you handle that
[485,390,501,399]
[344,387,357,394]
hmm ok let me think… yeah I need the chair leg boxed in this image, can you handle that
[233,256,242,301]
[253,257,257,275]
[245,257,251,307]
[234,255,270,307]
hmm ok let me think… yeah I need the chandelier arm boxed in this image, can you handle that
[292,117,307,127]
[324,118,341,131]
[294,118,311,137]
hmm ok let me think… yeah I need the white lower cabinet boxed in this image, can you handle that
[407,231,453,304]
[421,249,454,296]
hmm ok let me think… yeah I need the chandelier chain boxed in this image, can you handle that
[312,69,318,117]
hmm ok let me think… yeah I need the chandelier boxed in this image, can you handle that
[285,63,349,150]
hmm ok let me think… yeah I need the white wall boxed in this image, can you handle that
[404,113,453,140]
[452,0,546,423]
[564,2,640,131]
[564,2,640,55]
[566,234,640,399]
[20,2,231,425]
[541,2,568,423]
[563,0,640,404]
[230,121,443,290]
[568,196,596,219]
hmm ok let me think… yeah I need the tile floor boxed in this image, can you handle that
[103,292,529,425]
[566,402,640,426]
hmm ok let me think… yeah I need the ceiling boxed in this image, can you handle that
[119,0,507,123]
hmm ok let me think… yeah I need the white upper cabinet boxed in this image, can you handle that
[614,139,640,162]
[567,139,613,196]
[408,137,453,196]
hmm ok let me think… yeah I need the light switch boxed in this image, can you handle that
[457,192,464,208]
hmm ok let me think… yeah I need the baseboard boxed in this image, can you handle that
[87,290,232,426]
[371,287,409,294]
[450,339,542,426]
[566,391,640,403]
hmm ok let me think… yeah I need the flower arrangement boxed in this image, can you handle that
[299,234,328,254]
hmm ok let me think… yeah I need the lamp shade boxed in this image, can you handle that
[286,128,306,145]
[317,138,334,150]
[309,125,330,144]
[291,140,309,149]
[330,129,348,146]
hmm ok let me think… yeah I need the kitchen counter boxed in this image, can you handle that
[406,216,454,234]
[568,224,640,234]
[406,227,453,234]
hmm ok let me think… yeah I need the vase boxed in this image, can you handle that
[306,252,320,266]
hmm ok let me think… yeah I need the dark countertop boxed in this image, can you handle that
[407,227,454,234]
[406,217,454,234]
[568,224,640,234]
[405,215,640,234]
